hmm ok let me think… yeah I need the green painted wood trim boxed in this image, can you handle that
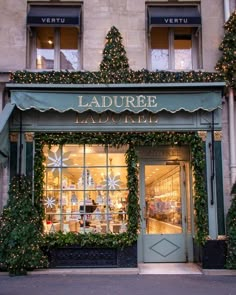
[215,141,225,235]
[10,142,18,180]
[26,142,33,178]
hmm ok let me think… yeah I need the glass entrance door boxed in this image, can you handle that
[140,162,189,263]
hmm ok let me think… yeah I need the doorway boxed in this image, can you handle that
[139,160,191,263]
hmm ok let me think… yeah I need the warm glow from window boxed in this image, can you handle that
[42,144,129,234]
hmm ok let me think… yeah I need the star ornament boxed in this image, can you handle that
[44,196,56,208]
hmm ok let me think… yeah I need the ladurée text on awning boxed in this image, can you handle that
[78,95,158,109]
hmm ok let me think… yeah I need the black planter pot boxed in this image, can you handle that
[46,243,137,268]
[193,239,227,269]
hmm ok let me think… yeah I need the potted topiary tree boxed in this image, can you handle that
[0,175,48,275]
[225,182,236,269]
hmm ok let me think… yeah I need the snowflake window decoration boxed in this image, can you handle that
[107,174,121,190]
[44,196,56,208]
[101,171,122,191]
[101,159,123,192]
[46,148,72,176]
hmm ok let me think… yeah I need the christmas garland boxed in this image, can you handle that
[34,131,208,249]
[10,69,222,85]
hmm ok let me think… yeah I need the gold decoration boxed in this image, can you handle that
[197,131,207,141]
[24,132,34,142]
[214,131,222,141]
[10,133,18,142]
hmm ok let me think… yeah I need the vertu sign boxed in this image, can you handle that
[41,17,66,24]
[27,16,78,25]
[151,16,201,26]
[163,18,189,24]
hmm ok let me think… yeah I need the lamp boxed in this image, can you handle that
[48,37,53,45]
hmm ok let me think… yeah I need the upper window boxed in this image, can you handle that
[148,6,201,71]
[27,5,81,70]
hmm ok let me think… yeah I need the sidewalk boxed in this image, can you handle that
[1,263,236,276]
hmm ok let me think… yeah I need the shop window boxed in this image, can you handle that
[27,5,81,70]
[43,144,128,234]
[148,6,201,71]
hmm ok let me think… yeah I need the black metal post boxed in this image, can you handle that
[210,111,215,205]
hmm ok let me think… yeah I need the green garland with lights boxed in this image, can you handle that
[10,69,222,85]
[216,10,236,88]
[34,131,208,250]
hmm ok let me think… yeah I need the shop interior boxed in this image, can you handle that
[145,164,182,234]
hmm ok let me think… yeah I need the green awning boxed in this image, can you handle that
[0,103,15,166]
[10,90,222,114]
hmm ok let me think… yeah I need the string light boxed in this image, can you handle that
[10,69,223,85]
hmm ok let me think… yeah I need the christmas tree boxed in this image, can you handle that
[216,10,236,88]
[0,175,48,275]
[100,26,130,72]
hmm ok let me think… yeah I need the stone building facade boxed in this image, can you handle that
[0,0,236,266]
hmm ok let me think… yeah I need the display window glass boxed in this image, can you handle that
[42,144,128,234]
[150,27,199,70]
[145,165,182,234]
[30,27,80,70]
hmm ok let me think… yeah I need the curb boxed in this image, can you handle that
[0,268,139,276]
[202,269,236,276]
[1,266,236,276]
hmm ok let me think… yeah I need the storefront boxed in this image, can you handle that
[3,82,224,266]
